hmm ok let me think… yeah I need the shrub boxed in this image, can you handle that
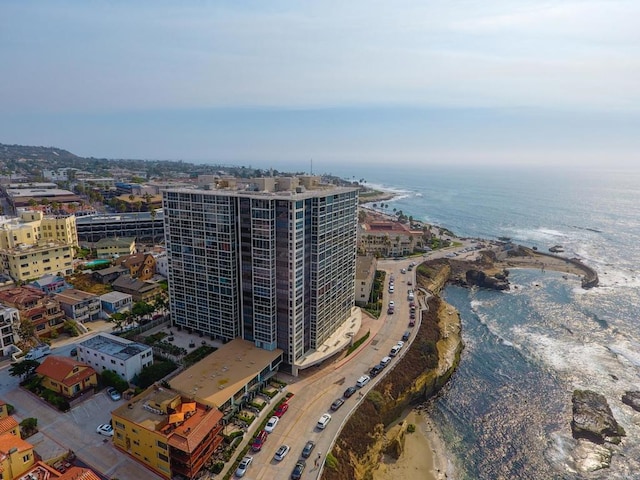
[182,345,217,367]
[407,423,416,433]
[135,360,177,389]
[101,370,129,392]
[20,417,38,436]
[211,462,224,474]
[325,451,338,469]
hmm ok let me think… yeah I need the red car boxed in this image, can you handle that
[409,319,415,327]
[275,402,289,417]
[251,430,268,452]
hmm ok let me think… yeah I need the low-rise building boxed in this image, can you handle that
[358,220,425,257]
[100,291,133,315]
[112,276,162,303]
[0,286,65,338]
[153,252,168,278]
[95,237,136,259]
[112,387,224,480]
[355,255,378,307]
[35,356,98,399]
[92,265,127,284]
[30,274,71,294]
[0,415,20,437]
[75,211,165,245]
[77,333,153,382]
[54,289,101,322]
[116,253,156,280]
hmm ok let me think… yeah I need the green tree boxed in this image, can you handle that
[101,369,129,392]
[9,359,40,380]
[18,320,35,341]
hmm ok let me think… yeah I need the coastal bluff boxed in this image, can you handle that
[322,264,462,480]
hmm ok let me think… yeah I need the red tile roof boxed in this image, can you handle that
[0,416,18,435]
[0,432,32,455]
[35,356,96,387]
[57,466,102,480]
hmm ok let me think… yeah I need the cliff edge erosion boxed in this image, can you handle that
[322,265,462,480]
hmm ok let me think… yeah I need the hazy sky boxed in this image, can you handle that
[1,1,638,168]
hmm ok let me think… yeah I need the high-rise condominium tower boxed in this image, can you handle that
[163,178,358,368]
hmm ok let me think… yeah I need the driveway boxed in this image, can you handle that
[5,387,162,480]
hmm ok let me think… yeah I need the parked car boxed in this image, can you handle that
[317,413,332,430]
[291,460,306,480]
[343,386,357,398]
[274,444,290,462]
[275,402,289,417]
[301,440,315,458]
[107,387,121,401]
[402,331,411,341]
[96,424,113,436]
[401,268,406,274]
[389,300,395,308]
[356,375,371,388]
[389,345,401,357]
[235,455,253,477]
[330,398,345,411]
[251,430,268,452]
[409,319,416,327]
[396,341,405,349]
[410,312,416,319]
[265,416,279,433]
[380,356,392,367]
[369,364,384,377]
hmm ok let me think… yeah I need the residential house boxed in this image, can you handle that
[0,433,36,479]
[100,291,133,315]
[0,286,65,338]
[30,274,71,294]
[0,305,19,356]
[92,265,127,284]
[95,237,136,259]
[77,333,152,382]
[0,415,19,437]
[35,356,97,399]
[355,255,378,307]
[54,289,101,323]
[20,462,103,480]
[112,387,224,480]
[115,253,156,280]
[112,276,162,303]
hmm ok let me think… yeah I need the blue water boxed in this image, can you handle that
[327,164,640,479]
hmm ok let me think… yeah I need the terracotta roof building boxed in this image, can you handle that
[0,433,35,479]
[35,356,97,399]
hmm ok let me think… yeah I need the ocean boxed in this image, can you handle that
[324,164,640,479]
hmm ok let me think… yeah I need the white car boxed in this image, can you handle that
[396,341,405,349]
[274,444,290,461]
[264,416,279,433]
[96,424,113,437]
[356,374,371,388]
[317,413,332,430]
[235,455,253,477]
[389,300,395,308]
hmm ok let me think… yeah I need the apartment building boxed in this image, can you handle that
[76,211,165,244]
[112,386,224,479]
[354,255,378,307]
[54,289,101,322]
[95,236,136,259]
[0,305,19,356]
[163,178,358,370]
[0,210,77,281]
[77,333,153,381]
[0,286,65,338]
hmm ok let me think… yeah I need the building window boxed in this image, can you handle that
[157,440,168,450]
[158,453,169,462]
[23,453,30,462]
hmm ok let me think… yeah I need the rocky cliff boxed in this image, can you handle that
[322,264,462,480]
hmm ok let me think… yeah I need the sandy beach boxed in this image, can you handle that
[373,409,452,480]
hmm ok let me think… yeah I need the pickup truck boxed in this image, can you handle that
[25,344,51,361]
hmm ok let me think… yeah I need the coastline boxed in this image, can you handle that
[373,409,452,480]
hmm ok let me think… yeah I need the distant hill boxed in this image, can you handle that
[0,143,80,163]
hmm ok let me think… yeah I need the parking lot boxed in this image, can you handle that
[4,386,162,480]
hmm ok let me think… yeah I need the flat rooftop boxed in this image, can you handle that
[79,332,149,360]
[170,338,282,408]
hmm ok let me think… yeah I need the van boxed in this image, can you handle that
[389,345,401,357]
[356,375,371,388]
[25,344,51,361]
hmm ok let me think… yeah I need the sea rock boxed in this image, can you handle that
[621,391,640,412]
[571,390,626,445]
[465,269,510,290]
[570,438,613,472]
